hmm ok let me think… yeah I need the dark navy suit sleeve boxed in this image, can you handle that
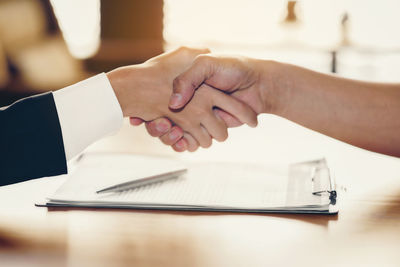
[0,92,67,186]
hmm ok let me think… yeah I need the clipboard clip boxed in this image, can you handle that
[313,190,337,205]
[309,160,337,205]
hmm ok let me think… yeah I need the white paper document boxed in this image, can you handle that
[39,153,338,214]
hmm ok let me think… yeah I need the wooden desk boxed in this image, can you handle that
[1,116,400,267]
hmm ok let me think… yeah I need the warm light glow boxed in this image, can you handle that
[50,0,101,59]
[163,0,400,50]
[163,0,400,78]
[163,0,342,50]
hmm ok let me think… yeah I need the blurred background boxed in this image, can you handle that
[2,0,400,107]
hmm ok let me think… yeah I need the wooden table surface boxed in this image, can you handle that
[1,116,400,267]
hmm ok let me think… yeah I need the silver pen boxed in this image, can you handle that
[96,168,187,194]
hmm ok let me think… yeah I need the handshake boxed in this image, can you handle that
[2,45,397,185]
[107,47,279,152]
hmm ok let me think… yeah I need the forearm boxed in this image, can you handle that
[268,62,400,157]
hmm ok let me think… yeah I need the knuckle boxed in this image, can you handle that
[194,54,215,69]
[172,76,186,91]
[178,46,189,52]
[195,54,211,63]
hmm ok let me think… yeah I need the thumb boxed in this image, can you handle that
[169,55,214,109]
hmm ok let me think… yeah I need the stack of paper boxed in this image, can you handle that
[38,153,338,214]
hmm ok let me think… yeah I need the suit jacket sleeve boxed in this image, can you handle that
[0,92,67,186]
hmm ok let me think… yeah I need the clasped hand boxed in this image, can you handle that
[107,47,273,152]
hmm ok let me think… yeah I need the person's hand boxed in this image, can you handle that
[169,54,278,115]
[107,47,258,151]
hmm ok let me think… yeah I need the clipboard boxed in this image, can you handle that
[36,155,339,214]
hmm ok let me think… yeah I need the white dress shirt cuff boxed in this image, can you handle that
[53,73,123,161]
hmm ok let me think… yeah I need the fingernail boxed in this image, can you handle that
[169,93,182,108]
[169,129,179,140]
[156,123,168,133]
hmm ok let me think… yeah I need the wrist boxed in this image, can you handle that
[107,68,128,116]
[256,60,287,116]
[107,67,142,117]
